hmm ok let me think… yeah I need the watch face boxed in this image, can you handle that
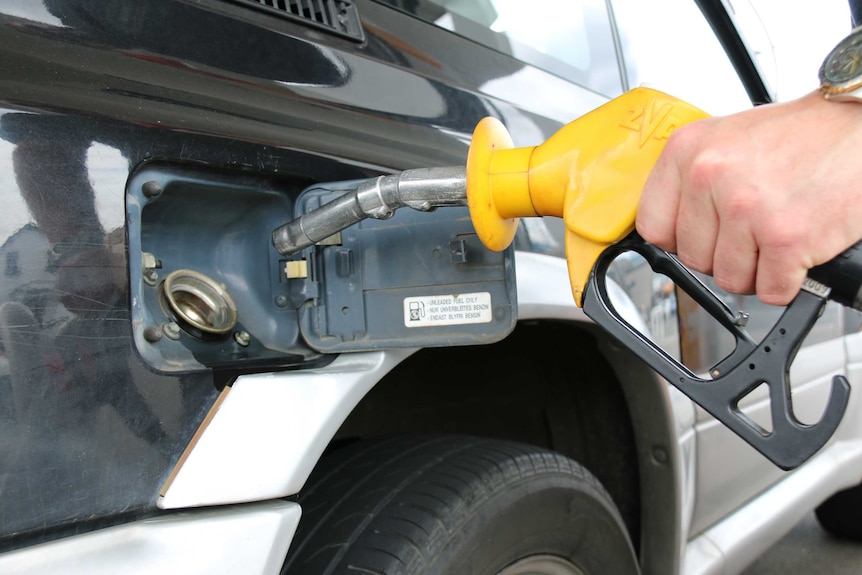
[820,29,862,93]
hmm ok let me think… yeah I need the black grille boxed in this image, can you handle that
[230,0,364,41]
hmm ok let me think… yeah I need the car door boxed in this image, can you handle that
[610,0,851,537]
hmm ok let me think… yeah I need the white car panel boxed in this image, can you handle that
[159,349,413,509]
[0,501,300,575]
[683,437,862,575]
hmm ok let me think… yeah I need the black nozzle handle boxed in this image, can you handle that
[582,232,850,470]
[808,240,862,310]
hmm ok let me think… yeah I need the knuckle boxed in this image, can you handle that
[713,271,753,295]
[721,188,759,220]
[687,150,728,194]
[677,249,712,274]
[666,121,704,151]
[759,224,806,256]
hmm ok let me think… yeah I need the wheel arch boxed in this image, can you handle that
[333,316,685,575]
[327,250,686,574]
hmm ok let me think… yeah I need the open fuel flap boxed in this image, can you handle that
[126,164,516,374]
[291,179,516,352]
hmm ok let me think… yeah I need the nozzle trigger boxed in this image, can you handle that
[583,233,850,470]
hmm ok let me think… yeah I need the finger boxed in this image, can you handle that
[712,219,757,295]
[674,167,719,275]
[754,246,807,306]
[637,151,682,253]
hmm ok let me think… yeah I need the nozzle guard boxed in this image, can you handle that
[466,117,518,251]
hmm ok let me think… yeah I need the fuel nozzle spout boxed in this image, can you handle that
[273,87,709,303]
[272,166,467,256]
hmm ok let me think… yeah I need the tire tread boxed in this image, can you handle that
[281,435,633,574]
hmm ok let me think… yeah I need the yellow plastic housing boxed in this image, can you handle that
[465,87,710,305]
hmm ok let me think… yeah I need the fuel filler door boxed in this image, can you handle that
[127,165,517,373]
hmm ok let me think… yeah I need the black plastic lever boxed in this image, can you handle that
[582,233,851,470]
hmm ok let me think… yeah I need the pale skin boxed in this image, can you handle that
[636,91,862,306]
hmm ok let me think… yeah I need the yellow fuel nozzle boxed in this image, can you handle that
[466,86,709,305]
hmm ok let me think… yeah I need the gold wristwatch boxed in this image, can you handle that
[820,26,862,101]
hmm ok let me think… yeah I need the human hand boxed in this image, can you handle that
[635,91,862,306]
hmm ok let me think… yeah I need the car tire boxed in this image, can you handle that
[815,483,862,541]
[281,434,640,575]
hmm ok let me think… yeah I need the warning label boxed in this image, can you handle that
[404,292,493,328]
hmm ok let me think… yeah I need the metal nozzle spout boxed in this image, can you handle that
[272,166,467,256]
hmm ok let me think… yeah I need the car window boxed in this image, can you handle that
[371,0,623,97]
[609,0,753,115]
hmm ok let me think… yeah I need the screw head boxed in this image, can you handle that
[652,447,669,464]
[143,325,163,343]
[143,269,159,286]
[163,322,182,340]
[142,180,163,198]
[234,330,251,347]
